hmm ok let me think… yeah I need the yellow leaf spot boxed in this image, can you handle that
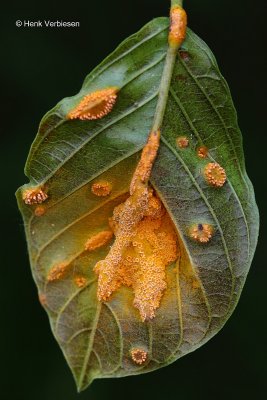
[130,348,148,365]
[197,146,208,158]
[176,136,189,149]
[169,6,187,47]
[204,162,226,187]
[189,223,214,243]
[85,230,113,252]
[91,180,112,197]
[67,87,119,120]
[22,187,48,205]
[74,276,87,288]
[47,261,70,282]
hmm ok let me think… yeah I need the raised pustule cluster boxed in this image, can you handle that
[176,136,189,149]
[94,190,179,321]
[204,162,227,187]
[189,223,214,243]
[22,187,48,205]
[67,87,118,120]
[130,348,148,365]
[91,181,112,197]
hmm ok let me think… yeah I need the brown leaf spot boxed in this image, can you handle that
[67,87,119,120]
[179,50,190,62]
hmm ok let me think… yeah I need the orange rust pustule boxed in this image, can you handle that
[47,261,70,282]
[130,129,160,194]
[197,146,208,158]
[130,348,148,365]
[85,230,113,252]
[91,181,112,197]
[22,187,48,205]
[74,275,87,288]
[34,205,46,216]
[67,87,118,120]
[169,6,187,47]
[94,191,179,322]
[176,136,189,149]
[189,223,214,243]
[204,162,227,187]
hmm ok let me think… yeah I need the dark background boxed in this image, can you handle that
[1,1,266,399]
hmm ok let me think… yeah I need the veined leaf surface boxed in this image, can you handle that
[16,17,259,391]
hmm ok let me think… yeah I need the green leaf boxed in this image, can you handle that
[16,17,259,391]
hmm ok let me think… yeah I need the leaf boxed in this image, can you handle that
[16,17,259,391]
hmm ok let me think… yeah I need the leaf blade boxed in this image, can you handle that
[17,17,259,391]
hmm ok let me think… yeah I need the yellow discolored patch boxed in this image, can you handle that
[197,146,208,158]
[204,162,226,187]
[34,205,46,217]
[176,136,189,149]
[74,276,87,288]
[189,223,214,243]
[168,6,187,47]
[130,348,148,365]
[22,187,48,205]
[47,261,70,282]
[91,180,112,197]
[85,230,113,252]
[94,190,179,321]
[67,87,119,120]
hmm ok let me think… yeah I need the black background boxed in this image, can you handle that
[1,1,266,399]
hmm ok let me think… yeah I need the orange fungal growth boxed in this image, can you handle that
[204,162,226,187]
[189,223,214,243]
[197,146,208,158]
[91,180,112,197]
[85,230,113,252]
[130,129,160,194]
[22,187,48,205]
[130,348,148,365]
[47,261,70,282]
[74,276,87,288]
[176,136,189,149]
[67,87,119,120]
[169,6,187,47]
[34,205,46,217]
[94,190,179,321]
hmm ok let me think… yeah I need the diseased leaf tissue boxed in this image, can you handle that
[16,2,259,392]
